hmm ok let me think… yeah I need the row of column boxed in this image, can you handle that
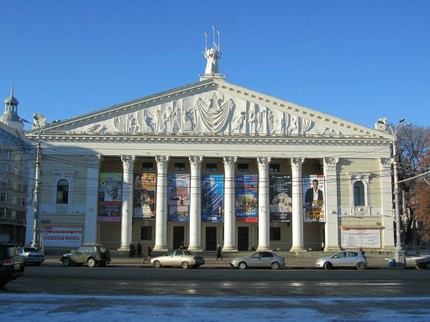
[84,155,341,252]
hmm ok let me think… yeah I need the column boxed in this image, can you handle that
[290,157,305,252]
[257,157,271,251]
[84,155,101,244]
[223,156,237,251]
[323,157,340,251]
[188,155,203,251]
[153,155,169,252]
[380,158,395,249]
[119,155,135,251]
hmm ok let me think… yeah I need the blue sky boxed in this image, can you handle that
[1,0,429,129]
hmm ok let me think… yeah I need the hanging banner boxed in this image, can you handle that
[303,174,325,222]
[134,173,156,220]
[236,174,258,222]
[269,175,292,222]
[167,174,190,222]
[201,174,224,222]
[98,172,122,222]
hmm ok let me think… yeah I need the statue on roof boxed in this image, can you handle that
[204,26,221,76]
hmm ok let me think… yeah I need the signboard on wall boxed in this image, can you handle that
[134,173,156,220]
[236,174,258,222]
[98,172,122,222]
[43,227,82,247]
[303,174,325,222]
[341,228,381,248]
[269,175,292,222]
[167,174,190,222]
[201,174,224,222]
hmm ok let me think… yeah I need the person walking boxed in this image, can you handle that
[216,244,223,260]
[136,242,142,257]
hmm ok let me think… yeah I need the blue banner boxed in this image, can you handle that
[236,174,258,222]
[201,174,224,222]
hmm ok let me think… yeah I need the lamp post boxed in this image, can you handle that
[21,115,42,249]
[391,118,408,266]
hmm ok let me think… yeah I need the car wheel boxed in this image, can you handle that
[323,262,333,270]
[238,262,247,270]
[87,258,96,267]
[181,261,190,269]
[271,262,280,270]
[62,258,71,267]
[356,262,366,270]
[153,260,161,268]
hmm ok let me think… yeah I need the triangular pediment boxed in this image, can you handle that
[37,78,390,140]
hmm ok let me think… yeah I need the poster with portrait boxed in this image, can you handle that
[303,174,325,222]
[269,175,292,222]
[133,173,156,221]
[236,174,258,222]
[98,172,122,222]
[167,174,190,222]
[201,174,224,222]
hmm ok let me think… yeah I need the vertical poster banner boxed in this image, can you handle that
[134,173,156,221]
[167,174,190,222]
[201,174,224,222]
[269,175,292,222]
[98,173,122,222]
[236,174,258,222]
[303,174,325,222]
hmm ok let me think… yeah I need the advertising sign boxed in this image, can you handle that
[236,174,258,222]
[167,174,190,222]
[42,227,82,247]
[341,228,381,248]
[201,174,224,222]
[98,173,122,222]
[134,173,156,220]
[303,174,325,222]
[269,175,292,222]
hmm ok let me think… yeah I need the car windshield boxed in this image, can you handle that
[23,247,37,252]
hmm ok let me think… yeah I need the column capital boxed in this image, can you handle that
[121,155,135,171]
[223,156,237,168]
[189,155,203,167]
[155,155,170,166]
[257,156,271,170]
[323,157,339,172]
[379,157,392,171]
[290,157,304,169]
[85,154,102,168]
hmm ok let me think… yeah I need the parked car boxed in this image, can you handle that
[60,244,111,267]
[230,251,285,270]
[150,249,205,269]
[315,251,367,270]
[414,256,430,269]
[17,247,45,266]
[0,243,25,288]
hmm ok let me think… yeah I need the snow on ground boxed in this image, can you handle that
[1,294,430,321]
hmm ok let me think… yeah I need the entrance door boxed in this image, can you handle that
[205,227,217,250]
[238,227,249,251]
[173,226,185,250]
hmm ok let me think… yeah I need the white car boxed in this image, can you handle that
[230,251,285,270]
[150,249,205,269]
[17,247,45,266]
[316,251,367,270]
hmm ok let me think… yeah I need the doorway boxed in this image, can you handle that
[173,226,185,250]
[205,227,217,250]
[238,227,249,251]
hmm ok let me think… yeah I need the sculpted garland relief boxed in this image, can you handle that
[82,92,339,137]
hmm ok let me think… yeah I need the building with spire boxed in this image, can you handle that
[23,29,395,255]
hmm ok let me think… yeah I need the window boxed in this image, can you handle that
[237,163,249,173]
[56,179,69,204]
[1,150,10,160]
[141,226,153,240]
[206,163,217,173]
[269,164,280,173]
[270,227,281,241]
[142,162,154,171]
[174,163,186,171]
[354,181,365,206]
[0,193,7,203]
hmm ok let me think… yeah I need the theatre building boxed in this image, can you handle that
[24,40,395,253]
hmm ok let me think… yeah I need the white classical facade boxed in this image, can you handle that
[24,35,395,253]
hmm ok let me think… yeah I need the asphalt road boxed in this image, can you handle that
[4,264,430,297]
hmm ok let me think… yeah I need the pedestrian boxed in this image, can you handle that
[216,244,223,260]
[136,242,142,257]
[129,243,136,257]
[147,246,152,258]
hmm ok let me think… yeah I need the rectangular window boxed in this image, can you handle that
[142,162,154,171]
[206,163,217,173]
[270,227,281,241]
[174,163,186,171]
[269,164,280,173]
[237,163,249,173]
[1,150,10,160]
[0,193,7,203]
[141,226,153,240]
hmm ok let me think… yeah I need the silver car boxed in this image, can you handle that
[230,251,285,270]
[316,251,367,270]
[17,247,45,266]
[151,249,205,269]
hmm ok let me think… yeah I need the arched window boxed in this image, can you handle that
[354,181,365,206]
[56,179,69,204]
